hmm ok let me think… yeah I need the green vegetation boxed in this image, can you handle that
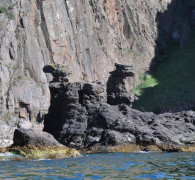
[131,74,158,96]
[7,13,14,19]
[0,6,7,13]
[9,145,81,159]
[17,76,22,80]
[0,6,14,19]
[132,30,195,113]
[110,25,114,29]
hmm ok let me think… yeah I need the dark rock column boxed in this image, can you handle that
[43,64,72,136]
[107,63,136,106]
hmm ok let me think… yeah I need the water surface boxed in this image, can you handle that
[0,152,194,179]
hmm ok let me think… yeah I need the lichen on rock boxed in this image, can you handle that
[9,145,81,160]
[6,128,81,160]
[81,144,195,154]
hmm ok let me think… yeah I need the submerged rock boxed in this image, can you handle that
[8,128,81,159]
[43,64,195,152]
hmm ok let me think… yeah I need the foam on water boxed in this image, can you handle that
[0,152,16,157]
[0,152,23,162]
[138,151,150,153]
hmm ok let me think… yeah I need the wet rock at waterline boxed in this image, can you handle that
[8,128,81,159]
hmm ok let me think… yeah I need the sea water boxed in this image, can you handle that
[0,152,194,179]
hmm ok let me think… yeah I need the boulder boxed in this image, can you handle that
[13,128,62,147]
[8,128,81,159]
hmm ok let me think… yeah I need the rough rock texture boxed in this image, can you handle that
[107,63,136,106]
[0,0,193,147]
[0,117,16,148]
[0,116,44,148]
[0,0,178,117]
[8,128,81,159]
[44,64,195,151]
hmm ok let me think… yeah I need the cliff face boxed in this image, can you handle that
[0,0,183,146]
[0,0,175,120]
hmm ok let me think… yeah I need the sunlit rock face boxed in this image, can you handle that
[0,0,191,147]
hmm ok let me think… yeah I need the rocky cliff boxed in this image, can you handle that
[43,63,195,152]
[0,0,193,147]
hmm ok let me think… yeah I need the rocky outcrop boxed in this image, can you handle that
[44,64,195,152]
[7,128,81,159]
[13,128,63,147]
[0,115,44,148]
[0,0,193,148]
[107,63,136,106]
[0,1,179,116]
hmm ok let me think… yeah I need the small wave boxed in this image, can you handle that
[2,159,11,161]
[138,151,150,153]
[0,152,23,159]
[32,159,52,161]
[0,152,17,157]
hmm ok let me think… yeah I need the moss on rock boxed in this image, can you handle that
[8,145,81,160]
[0,148,7,153]
[81,144,195,154]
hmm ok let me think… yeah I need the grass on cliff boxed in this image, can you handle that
[0,6,14,19]
[131,74,158,96]
[132,31,195,113]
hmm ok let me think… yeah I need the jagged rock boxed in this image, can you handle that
[82,82,107,106]
[107,63,136,106]
[43,64,195,152]
[43,64,71,82]
[0,0,193,148]
[0,0,183,119]
[110,63,135,77]
[0,118,18,148]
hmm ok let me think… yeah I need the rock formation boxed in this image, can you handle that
[13,128,63,147]
[107,63,136,106]
[44,64,195,152]
[0,0,194,148]
[7,128,81,159]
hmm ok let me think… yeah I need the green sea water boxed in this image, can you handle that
[0,152,194,179]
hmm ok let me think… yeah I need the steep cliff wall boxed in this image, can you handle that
[0,0,175,119]
[0,0,180,146]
